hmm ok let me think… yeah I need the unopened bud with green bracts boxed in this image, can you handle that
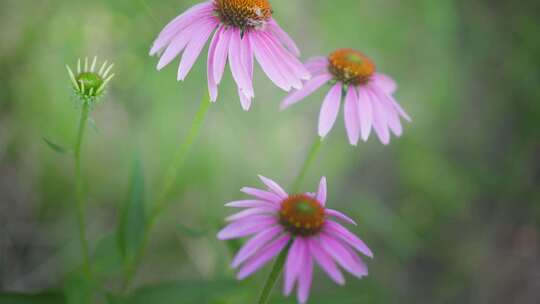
[66,56,114,102]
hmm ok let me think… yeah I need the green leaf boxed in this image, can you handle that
[91,233,123,279]
[43,137,69,154]
[115,280,238,304]
[118,154,146,261]
[0,291,65,304]
[63,271,91,304]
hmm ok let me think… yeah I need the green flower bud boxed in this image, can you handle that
[66,56,114,103]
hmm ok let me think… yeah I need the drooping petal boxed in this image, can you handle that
[258,32,302,90]
[316,177,327,205]
[258,175,288,198]
[238,34,254,110]
[319,234,367,278]
[308,238,345,285]
[318,83,343,137]
[370,85,402,136]
[369,90,391,145]
[231,226,283,268]
[229,28,254,98]
[344,85,360,145]
[150,2,214,55]
[280,74,332,110]
[177,19,218,80]
[263,31,310,81]
[284,238,305,295]
[217,216,277,240]
[251,32,291,91]
[325,209,357,226]
[238,88,252,111]
[267,19,301,57]
[324,221,373,258]
[237,234,290,279]
[207,25,222,102]
[213,27,231,84]
[241,187,282,203]
[297,246,313,304]
[356,87,373,141]
[371,73,397,94]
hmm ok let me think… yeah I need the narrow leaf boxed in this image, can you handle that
[43,137,69,154]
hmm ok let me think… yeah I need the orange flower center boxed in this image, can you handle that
[279,194,325,236]
[328,49,376,85]
[214,0,272,29]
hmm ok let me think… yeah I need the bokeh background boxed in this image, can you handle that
[1,0,539,303]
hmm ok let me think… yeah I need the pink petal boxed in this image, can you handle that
[305,57,329,75]
[207,25,222,102]
[280,73,332,110]
[325,209,357,226]
[356,87,373,142]
[213,27,231,84]
[284,238,305,295]
[226,207,276,222]
[318,83,343,137]
[150,2,214,55]
[259,32,302,90]
[229,28,254,98]
[297,246,313,304]
[225,200,277,209]
[241,187,282,203]
[237,234,291,279]
[231,226,284,268]
[258,175,288,198]
[370,85,402,136]
[319,234,367,278]
[344,85,360,145]
[369,90,391,145]
[177,20,217,81]
[316,177,327,205]
[238,87,252,111]
[267,19,301,57]
[217,216,277,240]
[308,238,345,285]
[371,73,397,94]
[251,32,291,91]
[324,221,373,258]
[263,32,310,81]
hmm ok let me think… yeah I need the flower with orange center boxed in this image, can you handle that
[150,0,308,110]
[218,175,373,303]
[281,48,412,146]
[214,0,272,29]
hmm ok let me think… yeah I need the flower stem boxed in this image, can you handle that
[122,94,211,292]
[257,137,324,304]
[74,101,92,281]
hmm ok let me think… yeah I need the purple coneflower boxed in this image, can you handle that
[281,48,411,145]
[150,0,310,110]
[218,175,372,303]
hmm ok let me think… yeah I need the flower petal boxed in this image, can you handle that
[318,83,343,137]
[297,246,313,304]
[267,19,301,57]
[319,234,367,278]
[371,73,397,94]
[344,85,360,145]
[231,226,283,268]
[229,28,254,98]
[259,32,303,90]
[258,175,288,198]
[241,187,282,203]
[177,20,218,81]
[356,86,373,141]
[225,200,277,209]
[368,90,390,145]
[207,25,222,102]
[325,209,357,226]
[226,207,276,222]
[284,238,305,295]
[251,32,290,91]
[217,216,277,240]
[213,27,231,84]
[324,221,373,258]
[304,57,329,75]
[280,74,332,110]
[308,238,345,285]
[316,177,327,205]
[237,234,290,279]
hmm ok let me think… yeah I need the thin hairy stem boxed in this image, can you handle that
[122,95,211,292]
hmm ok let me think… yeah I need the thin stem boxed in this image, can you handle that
[122,94,212,292]
[74,101,91,282]
[257,137,324,304]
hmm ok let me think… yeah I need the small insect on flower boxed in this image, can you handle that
[150,0,310,110]
[218,175,372,303]
[281,49,411,145]
[66,56,115,103]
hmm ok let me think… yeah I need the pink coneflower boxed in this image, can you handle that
[218,175,372,303]
[281,48,411,145]
[150,0,310,110]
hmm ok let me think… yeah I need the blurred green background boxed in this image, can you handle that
[1,0,539,303]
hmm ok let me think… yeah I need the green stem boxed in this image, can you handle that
[257,137,324,304]
[74,101,91,281]
[122,94,211,292]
